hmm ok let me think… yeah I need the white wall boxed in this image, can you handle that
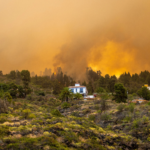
[75,83,80,86]
[83,88,86,93]
[70,87,87,94]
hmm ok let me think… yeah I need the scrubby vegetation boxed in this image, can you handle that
[1,70,150,149]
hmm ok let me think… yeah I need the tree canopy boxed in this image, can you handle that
[113,83,127,103]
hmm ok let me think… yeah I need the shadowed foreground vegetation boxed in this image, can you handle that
[1,91,150,150]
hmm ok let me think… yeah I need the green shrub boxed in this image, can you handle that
[132,119,141,129]
[71,111,79,117]
[43,131,51,136]
[4,92,12,104]
[59,131,78,144]
[147,136,150,142]
[100,113,111,121]
[22,109,31,119]
[18,125,31,134]
[94,105,100,110]
[123,115,132,123]
[28,113,36,119]
[128,94,133,100]
[99,95,109,113]
[97,110,101,114]
[37,96,45,101]
[26,94,32,100]
[127,103,135,113]
[0,116,8,123]
[43,113,52,119]
[74,93,82,100]
[0,90,4,98]
[107,124,112,130]
[132,93,137,97]
[83,108,91,115]
[0,125,9,137]
[6,137,39,149]
[61,102,71,109]
[49,98,55,101]
[147,101,150,106]
[88,114,96,121]
[51,109,62,117]
[38,91,45,96]
[95,87,105,93]
[0,99,8,113]
[117,103,126,112]
[142,115,149,124]
[31,119,43,125]
[140,86,150,100]
[7,143,19,149]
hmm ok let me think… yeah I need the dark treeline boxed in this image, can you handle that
[1,69,150,95]
[86,70,150,95]
[31,72,76,95]
[0,70,31,98]
[0,70,76,95]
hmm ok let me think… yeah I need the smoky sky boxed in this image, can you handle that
[0,0,150,78]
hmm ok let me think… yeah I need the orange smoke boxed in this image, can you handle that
[0,0,150,79]
[88,41,136,77]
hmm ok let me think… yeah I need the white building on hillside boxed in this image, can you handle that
[69,83,88,96]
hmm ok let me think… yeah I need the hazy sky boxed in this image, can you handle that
[0,0,150,78]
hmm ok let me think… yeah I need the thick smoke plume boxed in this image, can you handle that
[0,0,150,79]
[53,0,150,79]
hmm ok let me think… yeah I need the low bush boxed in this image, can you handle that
[132,93,137,97]
[0,115,8,123]
[147,101,150,106]
[83,108,91,115]
[59,131,78,144]
[107,124,112,130]
[117,103,126,112]
[100,113,111,121]
[22,109,31,119]
[0,99,8,113]
[95,87,105,93]
[28,113,36,119]
[74,93,82,100]
[123,115,133,123]
[61,102,71,109]
[94,104,100,110]
[99,96,109,113]
[31,119,43,125]
[26,94,32,100]
[147,136,150,142]
[126,103,135,113]
[37,96,45,101]
[132,119,142,129]
[97,110,101,114]
[142,115,149,124]
[71,111,80,117]
[51,109,62,117]
[38,91,45,96]
[89,114,96,121]
[0,125,9,137]
[43,131,51,136]
[18,125,31,135]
